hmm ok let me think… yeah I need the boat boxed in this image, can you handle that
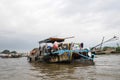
[0,53,21,58]
[27,37,95,64]
[91,36,119,55]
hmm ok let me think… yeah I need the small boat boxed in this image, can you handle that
[0,53,21,58]
[27,37,95,64]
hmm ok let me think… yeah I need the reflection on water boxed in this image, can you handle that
[29,62,95,80]
[0,54,120,80]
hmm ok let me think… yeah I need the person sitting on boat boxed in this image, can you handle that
[53,41,59,51]
[30,49,37,55]
[62,44,68,50]
[58,43,63,50]
[47,45,52,54]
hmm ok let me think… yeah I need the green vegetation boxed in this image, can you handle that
[116,47,120,51]
[0,50,17,54]
[11,51,17,54]
[2,50,10,54]
[102,46,120,52]
[102,46,116,51]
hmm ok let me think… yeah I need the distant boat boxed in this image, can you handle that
[0,53,21,58]
[91,36,119,55]
[27,37,95,64]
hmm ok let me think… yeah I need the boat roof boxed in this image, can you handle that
[39,37,65,44]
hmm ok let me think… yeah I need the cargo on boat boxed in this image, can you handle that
[27,37,95,64]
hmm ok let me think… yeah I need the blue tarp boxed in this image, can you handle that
[52,49,94,60]
[53,50,70,55]
[53,49,89,55]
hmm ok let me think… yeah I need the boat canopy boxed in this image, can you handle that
[39,37,65,44]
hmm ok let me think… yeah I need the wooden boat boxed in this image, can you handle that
[27,37,95,64]
[0,53,21,58]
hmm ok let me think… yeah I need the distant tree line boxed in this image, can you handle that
[116,47,120,51]
[103,46,120,51]
[0,50,17,54]
[103,46,115,51]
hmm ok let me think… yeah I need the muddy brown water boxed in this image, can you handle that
[0,54,120,80]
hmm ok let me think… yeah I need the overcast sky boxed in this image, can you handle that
[0,0,120,52]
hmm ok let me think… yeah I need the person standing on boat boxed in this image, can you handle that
[80,43,84,50]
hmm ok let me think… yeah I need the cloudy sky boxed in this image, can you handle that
[0,0,120,52]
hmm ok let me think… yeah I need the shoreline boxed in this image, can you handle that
[96,51,120,55]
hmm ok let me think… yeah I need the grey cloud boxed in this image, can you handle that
[56,0,120,16]
[56,0,120,30]
[0,0,120,52]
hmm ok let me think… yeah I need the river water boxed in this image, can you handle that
[0,54,120,80]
